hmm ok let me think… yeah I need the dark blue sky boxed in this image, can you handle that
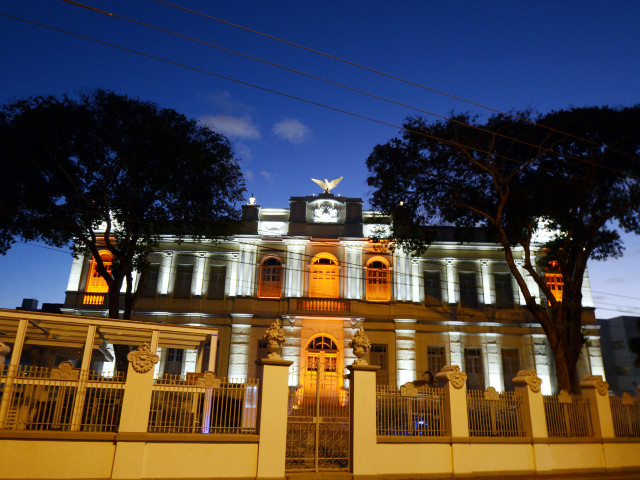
[1,0,639,316]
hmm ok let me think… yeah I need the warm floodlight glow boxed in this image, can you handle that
[249,193,256,205]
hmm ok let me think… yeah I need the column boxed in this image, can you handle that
[66,255,85,292]
[256,358,293,480]
[228,318,253,379]
[193,253,206,296]
[158,252,173,295]
[446,258,456,304]
[411,258,421,302]
[481,259,492,305]
[349,364,380,478]
[394,319,417,386]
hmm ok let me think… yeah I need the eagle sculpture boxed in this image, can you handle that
[311,176,343,194]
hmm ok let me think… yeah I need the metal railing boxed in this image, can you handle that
[610,393,640,437]
[0,365,124,432]
[466,388,525,437]
[296,299,350,312]
[82,293,106,305]
[147,374,259,434]
[543,391,594,437]
[376,384,446,436]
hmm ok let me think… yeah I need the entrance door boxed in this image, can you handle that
[286,337,349,472]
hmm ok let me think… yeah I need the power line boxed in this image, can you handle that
[152,0,640,161]
[0,11,618,191]
[59,0,630,178]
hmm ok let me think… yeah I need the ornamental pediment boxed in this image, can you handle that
[306,199,345,224]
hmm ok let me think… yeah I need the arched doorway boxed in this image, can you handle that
[304,334,340,397]
[286,333,350,472]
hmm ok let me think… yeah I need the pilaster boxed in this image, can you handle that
[256,358,293,480]
[481,259,492,305]
[193,253,206,296]
[445,258,456,303]
[435,365,469,438]
[394,319,417,386]
[228,318,253,379]
[159,251,173,295]
[411,257,421,302]
[580,374,614,438]
[349,364,380,478]
[66,255,85,292]
[512,369,548,438]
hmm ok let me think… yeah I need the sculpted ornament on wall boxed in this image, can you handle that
[195,371,222,388]
[349,326,371,365]
[513,369,543,393]
[51,361,80,380]
[484,386,500,401]
[263,320,286,360]
[558,389,572,404]
[580,374,610,396]
[127,343,160,374]
[312,205,339,223]
[439,365,468,389]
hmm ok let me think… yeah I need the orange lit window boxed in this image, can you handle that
[85,250,113,293]
[545,261,563,302]
[257,256,283,298]
[366,257,391,302]
[308,253,339,298]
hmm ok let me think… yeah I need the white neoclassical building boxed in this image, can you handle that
[63,190,604,394]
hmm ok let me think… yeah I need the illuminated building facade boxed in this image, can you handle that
[62,191,604,394]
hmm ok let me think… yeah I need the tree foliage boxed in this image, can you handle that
[0,89,245,368]
[366,105,640,392]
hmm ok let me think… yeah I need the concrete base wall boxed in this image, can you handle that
[2,438,258,480]
[375,440,640,478]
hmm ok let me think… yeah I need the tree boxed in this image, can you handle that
[366,106,640,392]
[1,89,245,370]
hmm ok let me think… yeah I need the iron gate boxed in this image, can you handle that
[285,362,350,472]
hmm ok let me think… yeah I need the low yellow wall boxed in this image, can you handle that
[452,443,535,475]
[2,440,116,479]
[534,443,606,474]
[376,443,452,476]
[375,440,640,478]
[1,438,259,480]
[142,442,258,479]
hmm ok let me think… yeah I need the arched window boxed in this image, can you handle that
[366,257,391,302]
[85,250,113,294]
[308,253,339,298]
[257,256,283,298]
[545,261,563,303]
